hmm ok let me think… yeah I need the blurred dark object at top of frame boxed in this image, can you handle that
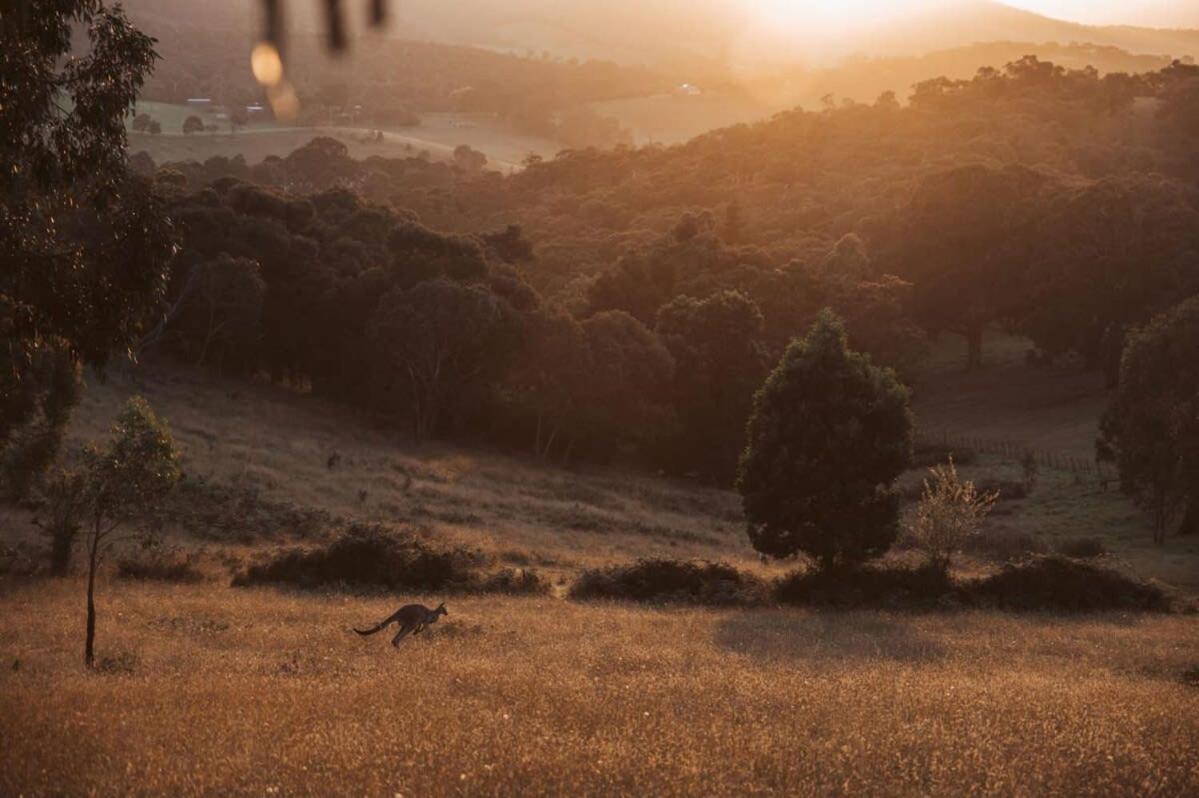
[261,0,390,56]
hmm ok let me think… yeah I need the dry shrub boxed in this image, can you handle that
[970,556,1171,612]
[775,563,955,608]
[569,559,767,607]
[1056,537,1108,559]
[906,458,999,572]
[118,548,204,583]
[232,523,546,595]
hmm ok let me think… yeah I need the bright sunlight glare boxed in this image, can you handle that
[751,0,934,34]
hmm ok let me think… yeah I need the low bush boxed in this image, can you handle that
[775,563,956,608]
[117,548,204,583]
[970,556,1170,612]
[569,559,767,607]
[774,556,1170,613]
[1055,537,1107,559]
[232,523,546,594]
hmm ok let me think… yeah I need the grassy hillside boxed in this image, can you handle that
[2,330,1195,593]
[1,356,1197,794]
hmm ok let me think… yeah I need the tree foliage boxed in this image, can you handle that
[738,311,913,567]
[655,290,767,481]
[36,396,181,667]
[369,278,521,439]
[2,1,174,491]
[163,254,266,373]
[1099,296,1199,543]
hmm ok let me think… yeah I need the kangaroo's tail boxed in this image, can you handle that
[354,614,396,636]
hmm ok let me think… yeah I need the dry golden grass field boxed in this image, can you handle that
[2,340,1198,796]
[2,582,1197,796]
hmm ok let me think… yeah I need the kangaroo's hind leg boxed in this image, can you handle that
[412,623,426,635]
[391,622,416,648]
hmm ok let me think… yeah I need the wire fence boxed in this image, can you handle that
[915,428,1117,487]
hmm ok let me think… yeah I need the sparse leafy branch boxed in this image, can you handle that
[44,397,181,668]
[906,457,999,574]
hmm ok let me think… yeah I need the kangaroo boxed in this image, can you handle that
[355,603,447,647]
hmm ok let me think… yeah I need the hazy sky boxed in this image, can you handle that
[751,1,1199,31]
[1004,1,1199,27]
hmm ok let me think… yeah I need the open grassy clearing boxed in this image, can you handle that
[911,331,1108,462]
[1,581,1196,797]
[127,103,559,170]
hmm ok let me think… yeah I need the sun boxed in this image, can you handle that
[751,0,930,35]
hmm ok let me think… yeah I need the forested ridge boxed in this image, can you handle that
[127,56,1199,481]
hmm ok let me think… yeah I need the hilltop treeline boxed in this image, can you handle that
[141,57,1199,477]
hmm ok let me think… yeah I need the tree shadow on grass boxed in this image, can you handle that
[714,610,947,665]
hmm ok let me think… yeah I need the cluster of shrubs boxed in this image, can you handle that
[569,559,767,607]
[568,555,1173,613]
[232,523,548,596]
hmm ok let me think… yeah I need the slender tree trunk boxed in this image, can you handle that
[85,520,99,668]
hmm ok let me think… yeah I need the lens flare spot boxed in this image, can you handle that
[251,42,284,86]
[267,81,300,120]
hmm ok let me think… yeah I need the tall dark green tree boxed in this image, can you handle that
[1098,296,1199,544]
[738,311,913,568]
[2,2,174,489]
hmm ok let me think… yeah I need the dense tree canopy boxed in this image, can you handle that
[125,54,1199,481]
[738,312,913,567]
[655,290,767,481]
[1099,296,1199,543]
